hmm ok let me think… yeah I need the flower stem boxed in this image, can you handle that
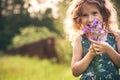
[91,43,99,79]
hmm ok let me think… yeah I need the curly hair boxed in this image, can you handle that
[64,0,118,42]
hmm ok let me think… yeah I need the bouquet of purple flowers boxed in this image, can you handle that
[82,19,108,41]
[82,19,109,78]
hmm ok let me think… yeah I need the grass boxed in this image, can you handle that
[0,55,80,80]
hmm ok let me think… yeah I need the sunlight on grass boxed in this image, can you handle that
[0,56,79,80]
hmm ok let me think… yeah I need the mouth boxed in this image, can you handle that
[87,24,90,26]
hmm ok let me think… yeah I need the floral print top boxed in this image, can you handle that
[80,33,120,80]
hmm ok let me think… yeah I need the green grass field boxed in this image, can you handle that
[0,55,80,80]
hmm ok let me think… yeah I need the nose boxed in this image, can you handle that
[88,15,94,23]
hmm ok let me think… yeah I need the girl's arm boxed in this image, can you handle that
[115,30,120,53]
[105,43,120,68]
[71,35,96,77]
[106,30,120,67]
[112,30,120,67]
[91,31,120,68]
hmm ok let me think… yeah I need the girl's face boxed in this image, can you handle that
[80,4,103,27]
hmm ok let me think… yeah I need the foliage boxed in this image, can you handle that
[0,56,79,80]
[9,26,57,49]
[56,38,72,64]
[0,0,56,50]
[53,0,71,34]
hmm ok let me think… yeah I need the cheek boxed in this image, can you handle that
[81,18,87,26]
[95,14,103,20]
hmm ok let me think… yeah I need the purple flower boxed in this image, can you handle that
[83,26,90,34]
[82,19,108,41]
[91,36,97,41]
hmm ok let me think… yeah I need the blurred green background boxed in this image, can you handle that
[0,0,120,80]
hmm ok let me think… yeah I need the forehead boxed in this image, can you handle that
[81,3,99,13]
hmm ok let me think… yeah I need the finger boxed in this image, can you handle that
[94,48,101,54]
[89,48,96,56]
[93,43,100,48]
[96,51,100,54]
[89,46,95,52]
[96,51,102,55]
[90,39,99,45]
[94,47,100,51]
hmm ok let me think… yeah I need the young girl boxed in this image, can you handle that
[64,0,120,79]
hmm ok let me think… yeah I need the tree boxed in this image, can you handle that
[0,0,59,51]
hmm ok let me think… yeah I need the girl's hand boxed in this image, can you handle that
[88,44,96,57]
[90,39,110,55]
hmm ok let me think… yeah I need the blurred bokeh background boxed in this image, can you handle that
[0,0,120,80]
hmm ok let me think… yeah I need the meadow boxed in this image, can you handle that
[0,55,80,80]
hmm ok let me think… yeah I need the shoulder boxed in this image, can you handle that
[109,30,120,40]
[117,30,120,34]
[72,34,82,47]
[71,31,83,47]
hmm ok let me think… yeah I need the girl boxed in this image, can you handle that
[64,0,120,80]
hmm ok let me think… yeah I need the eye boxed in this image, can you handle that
[92,11,98,15]
[82,14,87,17]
